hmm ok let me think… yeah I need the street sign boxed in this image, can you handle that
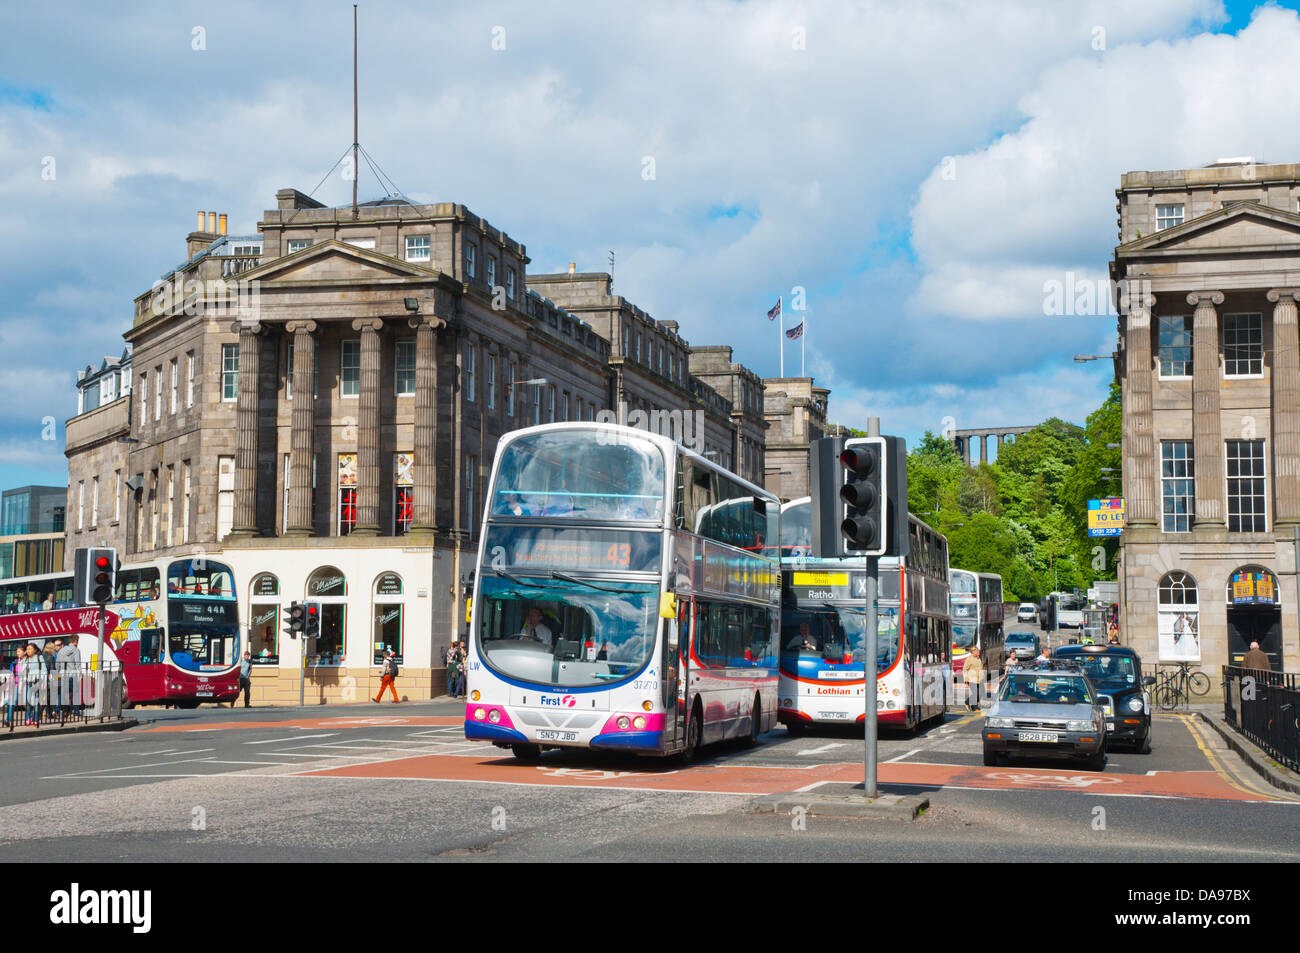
[1087,498,1125,537]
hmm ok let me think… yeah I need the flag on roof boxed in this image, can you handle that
[767,297,782,321]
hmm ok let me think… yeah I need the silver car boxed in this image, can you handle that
[982,667,1107,770]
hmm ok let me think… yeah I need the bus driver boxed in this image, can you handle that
[519,607,553,646]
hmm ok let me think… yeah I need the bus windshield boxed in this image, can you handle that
[780,606,899,670]
[779,501,811,556]
[950,573,976,595]
[476,575,659,688]
[953,622,977,649]
[166,559,238,671]
[168,624,236,672]
[490,430,666,521]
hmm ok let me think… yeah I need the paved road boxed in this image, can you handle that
[1,699,1296,861]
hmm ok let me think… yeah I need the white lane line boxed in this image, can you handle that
[198,760,294,766]
[43,756,220,778]
[245,733,338,746]
[130,748,181,756]
[42,773,209,780]
[797,742,847,756]
[884,748,922,763]
[269,752,369,759]
[793,779,836,793]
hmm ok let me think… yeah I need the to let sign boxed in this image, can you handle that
[1087,498,1125,537]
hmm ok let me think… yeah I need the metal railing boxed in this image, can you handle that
[0,663,123,732]
[1222,666,1300,773]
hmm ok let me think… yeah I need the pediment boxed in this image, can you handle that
[241,240,439,283]
[1119,202,1300,256]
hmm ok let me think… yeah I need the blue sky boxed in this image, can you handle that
[3,0,1300,490]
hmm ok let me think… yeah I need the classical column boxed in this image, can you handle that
[1124,292,1157,525]
[229,321,262,536]
[284,320,317,537]
[1189,291,1226,527]
[979,434,988,465]
[409,315,444,535]
[1269,289,1300,526]
[352,318,384,536]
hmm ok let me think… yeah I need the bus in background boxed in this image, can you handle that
[777,498,953,734]
[465,422,781,761]
[1048,590,1085,629]
[949,569,1006,676]
[0,557,240,707]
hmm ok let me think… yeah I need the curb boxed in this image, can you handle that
[1195,711,1300,797]
[746,784,929,819]
[0,718,138,742]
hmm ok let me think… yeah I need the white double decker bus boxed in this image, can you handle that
[464,422,781,761]
[777,498,953,733]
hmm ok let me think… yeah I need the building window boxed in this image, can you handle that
[486,355,496,410]
[338,453,357,536]
[486,256,496,290]
[341,339,360,397]
[90,476,99,528]
[1157,315,1192,378]
[1156,204,1185,230]
[165,467,174,546]
[154,366,162,420]
[394,453,414,535]
[547,386,555,422]
[217,456,234,540]
[1160,441,1195,533]
[1223,313,1263,377]
[1157,571,1199,661]
[622,324,630,357]
[168,359,177,414]
[561,391,570,421]
[465,243,477,278]
[182,461,191,542]
[506,267,516,300]
[506,361,516,417]
[249,573,280,664]
[395,339,415,396]
[464,455,477,537]
[305,567,347,665]
[405,235,430,263]
[221,344,239,401]
[532,385,541,425]
[1226,439,1266,532]
[77,481,84,531]
[373,572,405,664]
[113,468,121,524]
[186,351,194,407]
[287,239,312,254]
[465,344,476,403]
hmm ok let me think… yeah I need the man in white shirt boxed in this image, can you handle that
[520,607,553,645]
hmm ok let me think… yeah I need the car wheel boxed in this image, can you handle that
[1137,732,1152,755]
[511,743,542,762]
[1086,748,1106,771]
[982,746,999,767]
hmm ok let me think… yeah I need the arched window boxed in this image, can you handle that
[373,572,404,665]
[1227,567,1278,607]
[306,567,347,666]
[1157,571,1199,662]
[248,573,280,665]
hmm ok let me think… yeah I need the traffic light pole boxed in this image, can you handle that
[863,416,880,799]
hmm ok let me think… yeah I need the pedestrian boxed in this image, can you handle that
[374,648,399,703]
[962,646,985,711]
[239,650,253,708]
[1107,621,1119,644]
[45,639,63,716]
[1242,641,1271,672]
[457,640,468,697]
[446,641,462,699]
[56,636,81,717]
[22,643,46,726]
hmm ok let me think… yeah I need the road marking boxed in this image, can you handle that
[198,759,294,766]
[1178,714,1292,801]
[43,755,218,778]
[883,748,921,763]
[797,742,846,756]
[245,733,338,745]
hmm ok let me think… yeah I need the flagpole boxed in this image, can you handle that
[779,295,784,377]
[801,313,805,376]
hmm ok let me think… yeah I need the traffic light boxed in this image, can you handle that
[73,547,119,606]
[304,602,320,639]
[839,438,886,554]
[284,601,304,638]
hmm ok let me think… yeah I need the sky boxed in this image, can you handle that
[2,0,1299,489]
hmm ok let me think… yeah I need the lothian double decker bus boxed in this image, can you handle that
[778,498,952,733]
[949,568,1006,677]
[464,422,781,761]
[0,556,241,707]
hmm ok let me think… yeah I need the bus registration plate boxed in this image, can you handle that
[196,691,213,697]
[817,711,849,720]
[537,730,577,742]
[1017,731,1058,743]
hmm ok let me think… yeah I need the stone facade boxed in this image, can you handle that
[761,378,830,500]
[1113,161,1300,688]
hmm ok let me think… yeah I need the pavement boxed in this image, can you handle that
[0,697,1297,861]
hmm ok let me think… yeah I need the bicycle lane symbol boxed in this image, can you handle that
[985,772,1124,789]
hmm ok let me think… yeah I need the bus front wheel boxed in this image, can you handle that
[681,703,703,762]
[741,695,761,748]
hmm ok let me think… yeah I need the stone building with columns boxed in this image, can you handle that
[950,425,1036,466]
[63,193,782,704]
[1113,161,1300,681]
[761,378,832,501]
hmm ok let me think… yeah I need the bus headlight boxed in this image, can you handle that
[473,707,487,721]
[488,709,501,724]
[633,715,646,729]
[616,716,630,729]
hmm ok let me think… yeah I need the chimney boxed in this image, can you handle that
[218,213,227,236]
[196,210,206,231]
[207,211,217,233]
[187,209,219,260]
[568,262,576,275]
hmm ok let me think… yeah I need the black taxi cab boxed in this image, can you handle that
[1052,644,1155,753]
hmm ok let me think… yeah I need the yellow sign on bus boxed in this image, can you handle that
[791,572,849,587]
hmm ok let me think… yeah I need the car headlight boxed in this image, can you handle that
[1066,719,1095,731]
[987,717,1014,728]
[1127,697,1145,712]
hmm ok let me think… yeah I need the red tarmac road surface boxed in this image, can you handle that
[301,752,1274,802]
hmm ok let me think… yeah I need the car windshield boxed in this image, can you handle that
[475,575,659,688]
[780,606,899,670]
[999,674,1094,705]
[1069,654,1138,685]
[1006,633,1035,645]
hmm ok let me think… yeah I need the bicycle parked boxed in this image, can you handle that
[1154,661,1211,710]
